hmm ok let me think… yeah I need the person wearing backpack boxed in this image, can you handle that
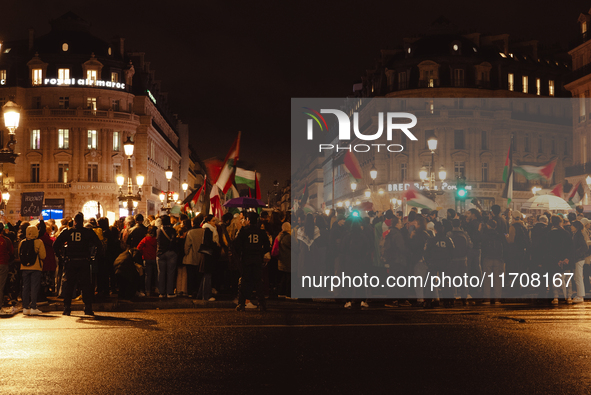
[447,218,473,305]
[481,219,508,305]
[424,222,455,308]
[19,225,47,315]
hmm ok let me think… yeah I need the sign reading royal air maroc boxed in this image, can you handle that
[21,192,45,217]
[42,78,125,90]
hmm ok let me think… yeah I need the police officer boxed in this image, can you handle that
[53,212,102,316]
[235,212,270,311]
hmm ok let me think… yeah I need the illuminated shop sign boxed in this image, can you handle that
[43,78,125,90]
[388,183,472,192]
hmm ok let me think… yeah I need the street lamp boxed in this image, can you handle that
[162,166,176,213]
[419,135,446,200]
[117,136,142,216]
[370,165,377,181]
[350,181,357,192]
[0,101,21,211]
[364,189,371,198]
[182,180,189,199]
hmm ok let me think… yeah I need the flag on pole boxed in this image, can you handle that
[183,176,206,213]
[343,151,363,180]
[210,184,222,219]
[513,159,557,181]
[550,183,563,198]
[401,184,438,210]
[501,143,513,205]
[300,182,308,206]
[216,132,241,194]
[254,172,261,200]
[566,181,585,207]
[235,168,257,189]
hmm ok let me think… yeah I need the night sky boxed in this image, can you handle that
[1,0,591,196]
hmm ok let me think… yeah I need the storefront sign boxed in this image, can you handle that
[387,182,464,192]
[75,183,118,191]
[43,78,125,90]
[21,192,44,217]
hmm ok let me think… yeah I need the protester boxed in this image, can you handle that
[19,225,47,315]
[156,215,178,298]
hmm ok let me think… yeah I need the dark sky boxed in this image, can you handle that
[1,0,590,195]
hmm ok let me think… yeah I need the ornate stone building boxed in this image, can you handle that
[0,12,192,221]
[294,24,574,213]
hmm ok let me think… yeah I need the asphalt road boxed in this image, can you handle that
[2,301,591,394]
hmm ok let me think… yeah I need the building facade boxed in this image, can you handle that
[294,24,574,214]
[0,12,190,221]
[565,8,591,203]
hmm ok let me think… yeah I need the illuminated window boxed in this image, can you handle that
[30,129,40,149]
[58,129,69,149]
[549,80,555,96]
[31,164,40,183]
[522,76,528,93]
[58,164,69,183]
[32,69,42,85]
[58,97,69,109]
[583,21,588,34]
[482,163,489,182]
[87,97,97,110]
[58,68,70,81]
[62,43,69,52]
[87,69,97,82]
[113,131,120,151]
[87,130,97,149]
[87,164,98,182]
[423,70,434,87]
[536,78,541,95]
[111,72,119,82]
[108,47,112,56]
[0,69,5,82]
[508,73,514,91]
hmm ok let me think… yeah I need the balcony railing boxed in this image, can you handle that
[26,109,140,122]
[564,62,591,85]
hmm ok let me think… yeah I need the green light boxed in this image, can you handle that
[352,210,360,217]
[458,189,467,197]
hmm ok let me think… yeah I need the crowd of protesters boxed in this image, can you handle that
[0,209,292,315]
[291,204,591,309]
[3,203,590,314]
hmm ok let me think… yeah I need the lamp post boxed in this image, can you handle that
[0,101,21,212]
[419,136,446,200]
[117,136,143,216]
[182,180,189,199]
[162,165,175,213]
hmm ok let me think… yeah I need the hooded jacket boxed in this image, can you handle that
[19,226,47,271]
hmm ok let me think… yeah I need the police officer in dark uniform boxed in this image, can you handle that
[53,212,103,316]
[235,212,270,311]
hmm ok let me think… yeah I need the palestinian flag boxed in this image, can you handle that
[210,184,222,219]
[183,176,206,213]
[513,159,557,181]
[550,183,563,198]
[235,168,257,189]
[401,184,438,210]
[567,181,585,207]
[343,151,363,180]
[215,132,241,194]
[501,144,513,205]
[300,183,308,206]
